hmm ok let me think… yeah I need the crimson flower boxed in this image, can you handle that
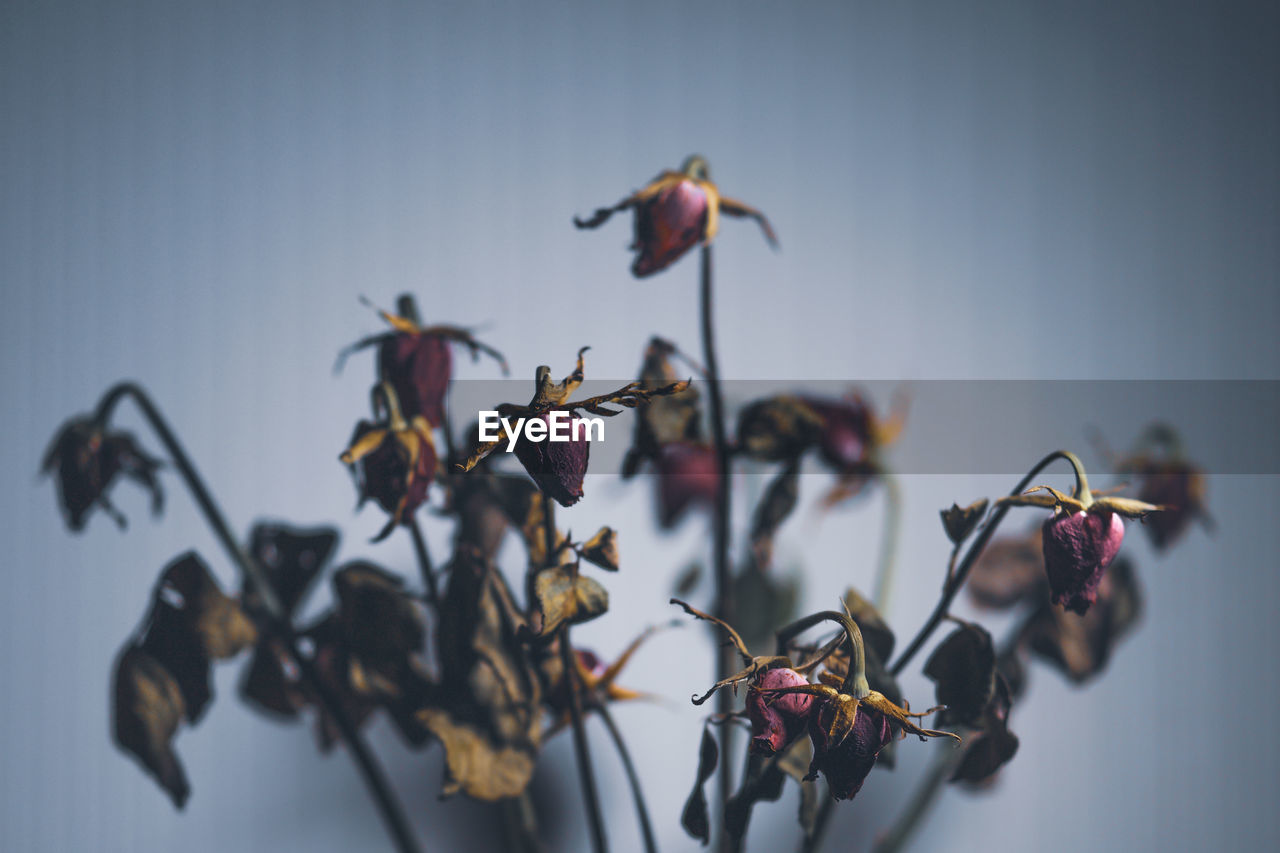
[574,155,778,278]
[1000,474,1160,615]
[339,296,506,427]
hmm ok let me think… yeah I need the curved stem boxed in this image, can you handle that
[597,704,659,853]
[407,517,440,607]
[775,610,868,698]
[699,243,736,852]
[94,382,421,853]
[873,473,902,613]
[890,450,1076,677]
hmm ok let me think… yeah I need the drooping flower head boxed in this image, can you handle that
[340,383,438,542]
[574,155,778,278]
[459,347,689,508]
[338,295,507,428]
[998,452,1161,615]
[42,416,163,531]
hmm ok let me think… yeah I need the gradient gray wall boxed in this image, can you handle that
[3,1,1277,851]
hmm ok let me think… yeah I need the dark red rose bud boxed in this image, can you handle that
[746,668,815,756]
[809,701,893,801]
[631,179,709,278]
[656,441,720,528]
[1041,510,1124,615]
[513,412,590,507]
[381,331,452,427]
[42,417,163,531]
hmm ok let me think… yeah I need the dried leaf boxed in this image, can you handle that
[941,498,989,545]
[331,561,424,666]
[579,526,619,571]
[924,622,996,727]
[681,725,720,845]
[751,460,800,568]
[246,521,339,615]
[113,646,190,809]
[733,559,799,655]
[967,528,1046,609]
[141,552,258,723]
[1023,557,1142,683]
[421,707,538,800]
[532,565,609,636]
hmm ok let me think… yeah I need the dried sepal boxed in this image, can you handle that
[941,498,989,545]
[680,724,720,845]
[578,526,619,571]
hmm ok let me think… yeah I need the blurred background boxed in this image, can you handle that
[3,1,1277,850]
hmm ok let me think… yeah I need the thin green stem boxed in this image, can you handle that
[699,242,736,853]
[597,704,659,853]
[873,473,902,613]
[94,382,421,853]
[890,450,1077,677]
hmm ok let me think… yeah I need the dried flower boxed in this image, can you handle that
[340,384,438,542]
[574,155,778,278]
[42,417,163,531]
[459,347,689,507]
[999,454,1160,615]
[338,295,507,427]
[747,667,815,756]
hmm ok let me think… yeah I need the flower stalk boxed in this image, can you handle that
[700,241,737,850]
[891,450,1083,676]
[92,382,421,853]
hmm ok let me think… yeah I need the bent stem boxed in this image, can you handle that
[597,704,660,853]
[543,500,609,853]
[890,450,1080,676]
[93,382,421,853]
[699,242,737,851]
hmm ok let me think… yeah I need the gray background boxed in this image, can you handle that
[2,1,1277,851]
